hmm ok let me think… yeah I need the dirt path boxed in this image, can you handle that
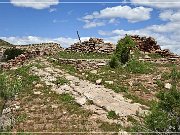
[30,57,146,124]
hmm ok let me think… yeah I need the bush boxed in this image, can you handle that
[115,35,135,64]
[126,60,154,74]
[144,87,180,132]
[3,48,24,61]
[109,55,119,68]
[107,110,119,119]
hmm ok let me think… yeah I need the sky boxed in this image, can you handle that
[0,0,180,54]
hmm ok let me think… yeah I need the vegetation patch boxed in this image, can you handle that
[54,77,69,85]
[58,51,111,59]
[107,110,119,119]
[126,60,155,74]
[3,48,24,61]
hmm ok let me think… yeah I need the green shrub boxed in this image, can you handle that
[115,35,135,64]
[54,77,69,85]
[126,60,154,74]
[107,110,119,119]
[59,93,74,103]
[144,87,180,132]
[109,55,119,68]
[3,48,24,60]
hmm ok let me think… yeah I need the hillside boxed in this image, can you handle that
[0,39,13,47]
[0,35,179,133]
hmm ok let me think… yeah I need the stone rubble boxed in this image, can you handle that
[1,43,63,70]
[131,35,180,60]
[66,38,116,54]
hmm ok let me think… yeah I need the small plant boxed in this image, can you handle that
[109,55,119,68]
[156,80,164,88]
[107,110,119,119]
[54,77,69,85]
[59,93,74,103]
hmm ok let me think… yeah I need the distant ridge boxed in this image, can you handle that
[0,39,13,47]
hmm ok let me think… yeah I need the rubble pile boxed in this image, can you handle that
[66,38,115,54]
[130,35,180,60]
[1,43,63,70]
[130,35,161,52]
[16,42,63,55]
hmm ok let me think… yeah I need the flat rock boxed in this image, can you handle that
[165,83,172,89]
[96,79,102,85]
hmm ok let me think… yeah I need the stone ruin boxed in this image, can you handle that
[130,35,179,59]
[1,43,63,70]
[66,38,116,54]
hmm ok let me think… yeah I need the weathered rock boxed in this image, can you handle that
[90,70,97,74]
[96,79,102,85]
[34,91,41,95]
[105,81,114,85]
[165,83,172,89]
[35,83,44,88]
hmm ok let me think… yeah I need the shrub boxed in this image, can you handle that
[126,60,154,74]
[107,110,119,119]
[144,87,180,132]
[115,35,135,64]
[109,55,119,68]
[3,48,24,61]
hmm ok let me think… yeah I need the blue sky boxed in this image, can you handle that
[0,0,180,54]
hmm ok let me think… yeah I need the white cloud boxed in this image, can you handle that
[131,0,180,9]
[10,0,59,10]
[83,6,152,23]
[159,10,180,22]
[83,20,105,29]
[0,36,90,48]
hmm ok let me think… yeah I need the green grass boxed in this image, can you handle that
[54,77,69,85]
[98,121,122,132]
[126,60,155,74]
[58,51,111,59]
[156,80,164,88]
[148,53,163,59]
[59,93,75,103]
[107,111,119,119]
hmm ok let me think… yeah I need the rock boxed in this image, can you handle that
[51,104,58,109]
[96,79,102,85]
[105,81,113,85]
[76,97,87,105]
[34,91,41,95]
[90,70,97,74]
[165,83,172,89]
[144,55,151,59]
[35,83,44,88]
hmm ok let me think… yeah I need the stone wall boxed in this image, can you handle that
[66,38,115,54]
[57,58,108,71]
[1,43,63,70]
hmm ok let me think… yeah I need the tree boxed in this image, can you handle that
[115,35,135,64]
